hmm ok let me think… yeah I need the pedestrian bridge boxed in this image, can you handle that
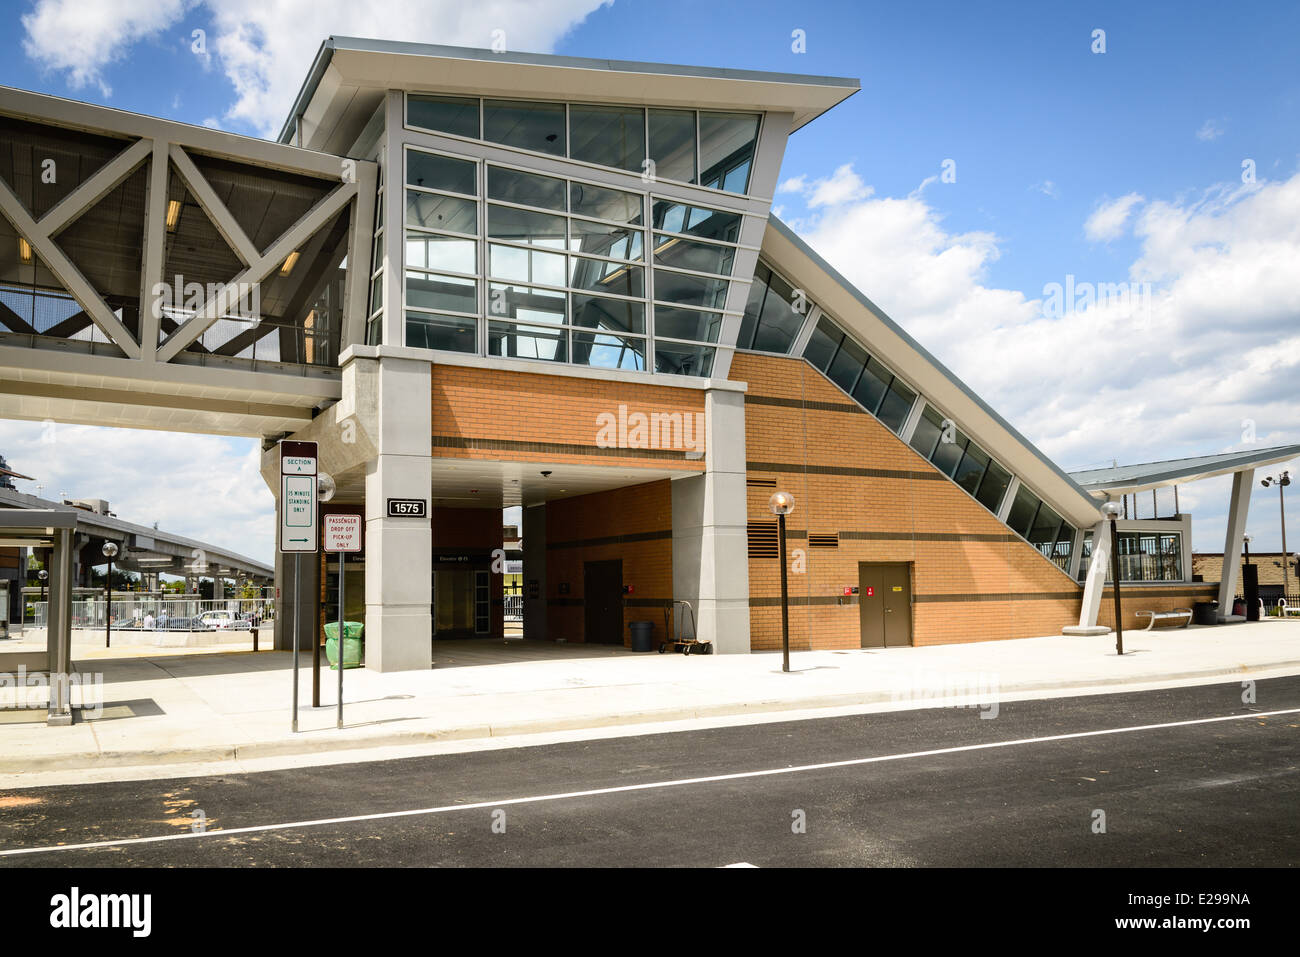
[0,86,377,438]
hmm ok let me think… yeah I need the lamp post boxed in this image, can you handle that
[101,541,119,648]
[1101,501,1125,655]
[312,473,336,708]
[768,491,796,673]
[1261,472,1291,602]
[37,569,48,606]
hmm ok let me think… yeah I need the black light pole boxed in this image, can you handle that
[102,541,119,648]
[769,491,796,673]
[1261,472,1291,602]
[1102,501,1124,655]
[38,569,48,613]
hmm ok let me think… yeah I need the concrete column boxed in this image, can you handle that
[214,575,225,601]
[522,503,547,641]
[672,387,750,653]
[47,526,74,726]
[363,355,432,672]
[1218,469,1254,619]
[1064,519,1112,635]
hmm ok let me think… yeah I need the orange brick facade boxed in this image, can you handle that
[729,352,1084,650]
[431,364,706,473]
[545,480,673,647]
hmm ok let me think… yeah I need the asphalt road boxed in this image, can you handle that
[1,677,1297,867]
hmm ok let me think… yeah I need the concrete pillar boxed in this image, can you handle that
[1218,469,1254,619]
[671,387,750,653]
[363,355,433,672]
[522,503,547,640]
[1064,519,1112,635]
[47,526,74,726]
[214,575,225,601]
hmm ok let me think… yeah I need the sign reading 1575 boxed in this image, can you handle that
[387,498,427,518]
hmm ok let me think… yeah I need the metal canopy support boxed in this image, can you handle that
[1075,519,1112,629]
[1217,469,1254,620]
[168,144,260,266]
[47,525,74,725]
[156,178,359,362]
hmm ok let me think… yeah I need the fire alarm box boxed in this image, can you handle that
[623,584,634,595]
[864,586,875,598]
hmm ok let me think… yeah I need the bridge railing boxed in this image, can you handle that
[29,598,276,630]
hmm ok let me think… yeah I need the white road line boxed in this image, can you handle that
[3,707,1296,858]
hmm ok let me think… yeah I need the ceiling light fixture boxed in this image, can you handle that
[280,250,300,276]
[165,199,182,232]
[17,237,32,264]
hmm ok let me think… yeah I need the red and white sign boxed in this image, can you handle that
[323,514,363,553]
[864,586,875,598]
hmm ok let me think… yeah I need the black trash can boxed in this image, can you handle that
[629,620,654,652]
[1192,600,1220,626]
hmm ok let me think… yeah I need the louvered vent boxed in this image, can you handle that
[747,477,777,488]
[747,521,779,558]
[808,533,839,548]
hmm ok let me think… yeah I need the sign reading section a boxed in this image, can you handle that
[279,440,319,553]
[324,514,363,553]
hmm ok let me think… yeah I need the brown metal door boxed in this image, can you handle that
[858,563,885,648]
[882,564,913,647]
[583,559,624,644]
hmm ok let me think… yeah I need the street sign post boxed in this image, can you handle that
[279,441,318,733]
[323,513,362,729]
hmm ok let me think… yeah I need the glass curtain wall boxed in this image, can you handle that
[407,94,761,196]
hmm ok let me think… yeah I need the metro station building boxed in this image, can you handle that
[2,38,1296,672]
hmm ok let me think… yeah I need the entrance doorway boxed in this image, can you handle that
[583,559,623,644]
[858,562,912,648]
[432,567,490,639]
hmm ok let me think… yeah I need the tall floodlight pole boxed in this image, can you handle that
[768,491,796,673]
[1262,472,1291,603]
[102,541,119,648]
[1101,501,1124,655]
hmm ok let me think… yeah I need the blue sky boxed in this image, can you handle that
[2,0,1298,561]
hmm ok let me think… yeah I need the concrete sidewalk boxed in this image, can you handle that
[2,620,1298,784]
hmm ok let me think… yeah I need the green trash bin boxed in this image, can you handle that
[323,620,365,669]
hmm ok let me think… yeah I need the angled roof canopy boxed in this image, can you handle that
[759,216,1104,528]
[1069,446,1300,495]
[280,36,860,154]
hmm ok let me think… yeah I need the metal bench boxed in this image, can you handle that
[1279,599,1300,618]
[1135,608,1193,630]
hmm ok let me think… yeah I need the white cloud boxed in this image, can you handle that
[21,0,191,97]
[1030,180,1058,198]
[788,163,872,208]
[0,424,275,565]
[785,163,1300,551]
[1197,119,1224,141]
[1084,192,1145,242]
[22,0,611,136]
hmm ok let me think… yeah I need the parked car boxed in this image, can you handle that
[195,610,252,630]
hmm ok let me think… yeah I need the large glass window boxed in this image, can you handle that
[406,190,477,234]
[487,204,566,248]
[407,234,475,274]
[648,109,696,184]
[407,97,760,193]
[406,311,476,353]
[484,99,565,156]
[653,305,722,343]
[738,262,808,354]
[487,166,566,211]
[656,343,715,377]
[571,330,645,370]
[568,105,645,173]
[698,112,759,193]
[572,293,645,334]
[570,219,642,260]
[908,405,1012,515]
[652,269,726,309]
[651,200,742,242]
[570,182,641,224]
[1005,484,1076,571]
[407,94,479,139]
[1079,531,1183,582]
[652,234,734,275]
[801,312,917,436]
[407,150,476,195]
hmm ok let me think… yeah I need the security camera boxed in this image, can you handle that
[540,470,552,478]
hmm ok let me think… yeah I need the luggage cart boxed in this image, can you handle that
[659,599,711,655]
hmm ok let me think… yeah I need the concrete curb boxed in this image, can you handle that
[4,658,1298,774]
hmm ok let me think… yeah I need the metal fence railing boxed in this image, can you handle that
[1233,594,1300,617]
[503,594,523,621]
[29,598,275,631]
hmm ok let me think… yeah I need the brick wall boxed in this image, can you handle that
[1095,584,1219,631]
[730,352,1083,650]
[545,480,673,647]
[431,364,706,473]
